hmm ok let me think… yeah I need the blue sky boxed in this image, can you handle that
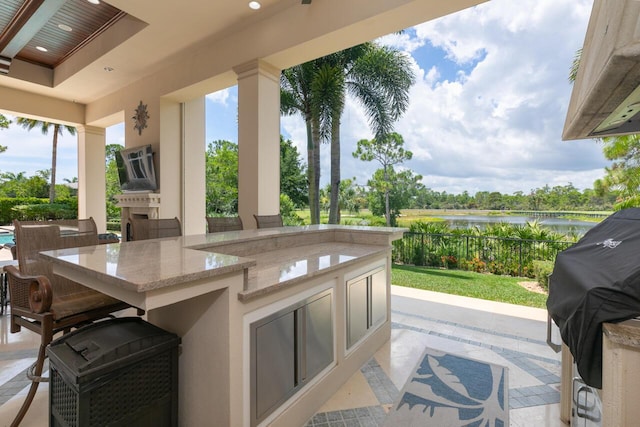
[0,0,607,195]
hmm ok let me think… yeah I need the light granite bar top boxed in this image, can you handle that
[40,224,405,299]
[41,238,256,293]
[238,242,388,301]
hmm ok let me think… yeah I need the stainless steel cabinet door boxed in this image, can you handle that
[254,311,295,421]
[303,293,333,381]
[251,289,334,427]
[347,276,368,348]
[370,268,387,328]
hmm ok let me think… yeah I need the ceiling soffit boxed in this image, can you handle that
[0,0,136,84]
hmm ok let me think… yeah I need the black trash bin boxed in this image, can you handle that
[47,317,180,427]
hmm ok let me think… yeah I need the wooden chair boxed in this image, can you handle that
[253,214,283,229]
[128,217,182,241]
[6,218,141,427]
[206,216,243,233]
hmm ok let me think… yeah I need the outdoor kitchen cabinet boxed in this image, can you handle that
[250,289,333,427]
[347,266,387,349]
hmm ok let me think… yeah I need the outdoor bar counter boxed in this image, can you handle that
[40,224,405,427]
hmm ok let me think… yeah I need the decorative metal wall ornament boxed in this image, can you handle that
[132,101,149,135]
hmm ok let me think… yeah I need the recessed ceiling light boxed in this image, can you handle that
[87,0,100,4]
[249,1,261,10]
[58,24,72,32]
[36,46,48,52]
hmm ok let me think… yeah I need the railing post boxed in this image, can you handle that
[519,240,523,276]
[466,236,469,260]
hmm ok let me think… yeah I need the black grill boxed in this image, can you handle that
[547,208,640,389]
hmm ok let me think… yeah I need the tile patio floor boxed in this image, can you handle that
[0,284,567,427]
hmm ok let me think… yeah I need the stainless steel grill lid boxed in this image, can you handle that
[547,208,640,388]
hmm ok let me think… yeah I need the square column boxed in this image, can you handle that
[77,125,107,232]
[158,97,206,234]
[182,97,206,235]
[234,60,281,229]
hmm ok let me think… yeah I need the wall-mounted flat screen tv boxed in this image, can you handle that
[115,144,158,192]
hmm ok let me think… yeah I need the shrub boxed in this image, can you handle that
[106,221,121,232]
[363,215,388,227]
[412,245,425,266]
[532,260,554,291]
[459,257,486,273]
[0,197,47,224]
[11,203,77,221]
[280,194,304,226]
[441,255,457,269]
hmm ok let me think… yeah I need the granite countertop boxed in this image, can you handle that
[40,224,404,298]
[237,242,388,301]
[41,238,256,292]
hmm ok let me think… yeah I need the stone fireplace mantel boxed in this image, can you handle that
[115,193,161,240]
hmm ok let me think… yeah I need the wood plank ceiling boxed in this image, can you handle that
[0,0,124,74]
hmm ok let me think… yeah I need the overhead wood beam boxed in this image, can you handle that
[0,0,45,53]
[0,0,67,59]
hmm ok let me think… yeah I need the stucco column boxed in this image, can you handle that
[159,99,181,221]
[76,125,107,233]
[234,59,281,229]
[182,97,206,234]
[158,97,206,234]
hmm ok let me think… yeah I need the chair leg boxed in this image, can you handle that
[10,343,47,427]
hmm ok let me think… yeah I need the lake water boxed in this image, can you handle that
[436,215,598,237]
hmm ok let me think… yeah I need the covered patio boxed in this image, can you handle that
[0,1,576,426]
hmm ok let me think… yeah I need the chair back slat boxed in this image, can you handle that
[14,219,98,276]
[207,216,243,233]
[253,214,283,229]
[13,218,100,297]
[129,217,182,241]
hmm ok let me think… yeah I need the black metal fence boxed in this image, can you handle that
[392,232,574,277]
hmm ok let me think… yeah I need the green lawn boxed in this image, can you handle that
[391,264,548,309]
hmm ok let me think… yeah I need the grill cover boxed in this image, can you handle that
[547,208,640,388]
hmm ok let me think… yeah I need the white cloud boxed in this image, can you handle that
[377,32,425,53]
[206,88,231,106]
[361,0,605,194]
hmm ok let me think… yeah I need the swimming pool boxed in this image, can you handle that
[0,233,14,245]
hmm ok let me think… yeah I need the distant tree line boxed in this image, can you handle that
[317,177,618,227]
[406,183,618,212]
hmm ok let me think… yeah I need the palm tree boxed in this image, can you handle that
[320,43,415,224]
[281,43,415,225]
[16,118,76,203]
[280,61,327,224]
